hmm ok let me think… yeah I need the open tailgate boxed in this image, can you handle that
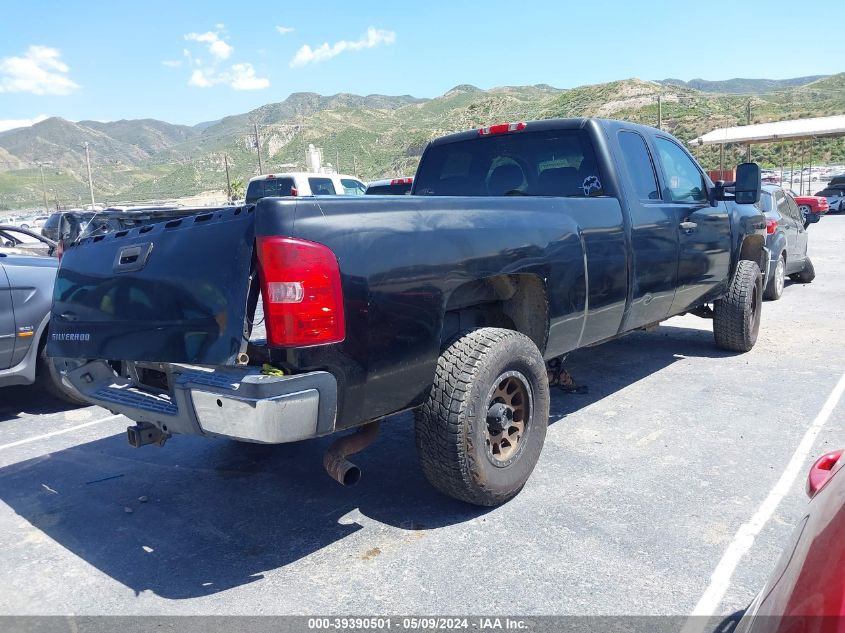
[48,207,255,364]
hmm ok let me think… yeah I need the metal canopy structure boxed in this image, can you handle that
[689,115,845,146]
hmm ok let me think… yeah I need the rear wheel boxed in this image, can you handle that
[415,328,550,506]
[713,260,762,352]
[790,256,815,284]
[763,253,785,301]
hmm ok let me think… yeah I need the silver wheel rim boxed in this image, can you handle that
[775,258,785,295]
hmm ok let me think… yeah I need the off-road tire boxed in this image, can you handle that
[763,253,785,301]
[414,328,550,506]
[36,346,87,406]
[790,256,815,284]
[713,260,762,352]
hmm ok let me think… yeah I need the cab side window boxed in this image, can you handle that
[618,131,660,201]
[655,137,708,203]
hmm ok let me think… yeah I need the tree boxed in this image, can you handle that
[230,180,245,201]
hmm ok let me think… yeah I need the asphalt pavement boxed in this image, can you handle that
[0,215,843,617]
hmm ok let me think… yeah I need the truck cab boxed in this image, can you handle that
[245,172,366,203]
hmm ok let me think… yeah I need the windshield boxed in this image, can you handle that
[414,129,604,197]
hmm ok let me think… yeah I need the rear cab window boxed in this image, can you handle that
[264,177,295,197]
[245,180,264,204]
[414,129,605,197]
[367,182,413,195]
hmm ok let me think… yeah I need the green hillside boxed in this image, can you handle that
[1,74,844,210]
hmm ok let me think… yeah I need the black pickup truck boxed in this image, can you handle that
[49,118,767,506]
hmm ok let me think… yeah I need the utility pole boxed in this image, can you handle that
[336,148,340,173]
[746,99,752,162]
[82,142,95,208]
[352,155,357,177]
[657,95,662,130]
[223,154,232,201]
[37,162,49,211]
[798,142,806,195]
[252,121,263,174]
[807,140,814,196]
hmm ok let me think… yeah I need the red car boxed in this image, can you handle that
[787,189,830,217]
[738,449,845,632]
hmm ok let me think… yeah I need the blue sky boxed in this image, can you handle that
[0,0,841,130]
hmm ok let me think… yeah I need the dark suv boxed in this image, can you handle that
[756,184,817,300]
[41,210,95,242]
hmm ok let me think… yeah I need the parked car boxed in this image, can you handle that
[786,190,829,219]
[365,177,414,195]
[0,251,85,403]
[755,186,816,300]
[30,215,50,229]
[736,449,845,632]
[41,210,95,242]
[245,172,366,204]
[814,188,845,213]
[49,118,768,506]
[826,174,845,189]
[0,225,57,258]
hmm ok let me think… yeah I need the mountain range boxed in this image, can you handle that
[1,74,843,209]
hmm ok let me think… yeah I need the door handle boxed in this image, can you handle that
[679,221,698,232]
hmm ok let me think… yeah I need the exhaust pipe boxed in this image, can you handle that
[323,421,380,486]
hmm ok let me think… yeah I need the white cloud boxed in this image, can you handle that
[187,64,268,90]
[0,46,79,95]
[276,25,295,35]
[162,59,182,67]
[185,29,233,60]
[181,26,268,90]
[229,63,269,90]
[0,114,49,133]
[188,69,213,88]
[289,27,395,68]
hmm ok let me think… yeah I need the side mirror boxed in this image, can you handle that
[734,162,761,205]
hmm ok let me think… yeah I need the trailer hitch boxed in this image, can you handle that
[126,422,170,448]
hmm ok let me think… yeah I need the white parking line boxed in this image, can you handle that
[688,368,845,619]
[0,414,123,451]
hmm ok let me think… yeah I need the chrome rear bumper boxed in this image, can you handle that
[65,361,338,443]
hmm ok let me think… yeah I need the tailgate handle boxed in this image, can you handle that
[113,243,153,273]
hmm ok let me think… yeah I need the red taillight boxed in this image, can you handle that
[290,187,298,197]
[766,219,778,234]
[390,178,412,185]
[256,236,345,347]
[478,122,527,136]
[57,239,65,260]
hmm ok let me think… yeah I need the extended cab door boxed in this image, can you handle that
[653,137,731,314]
[615,129,680,329]
[0,262,14,369]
